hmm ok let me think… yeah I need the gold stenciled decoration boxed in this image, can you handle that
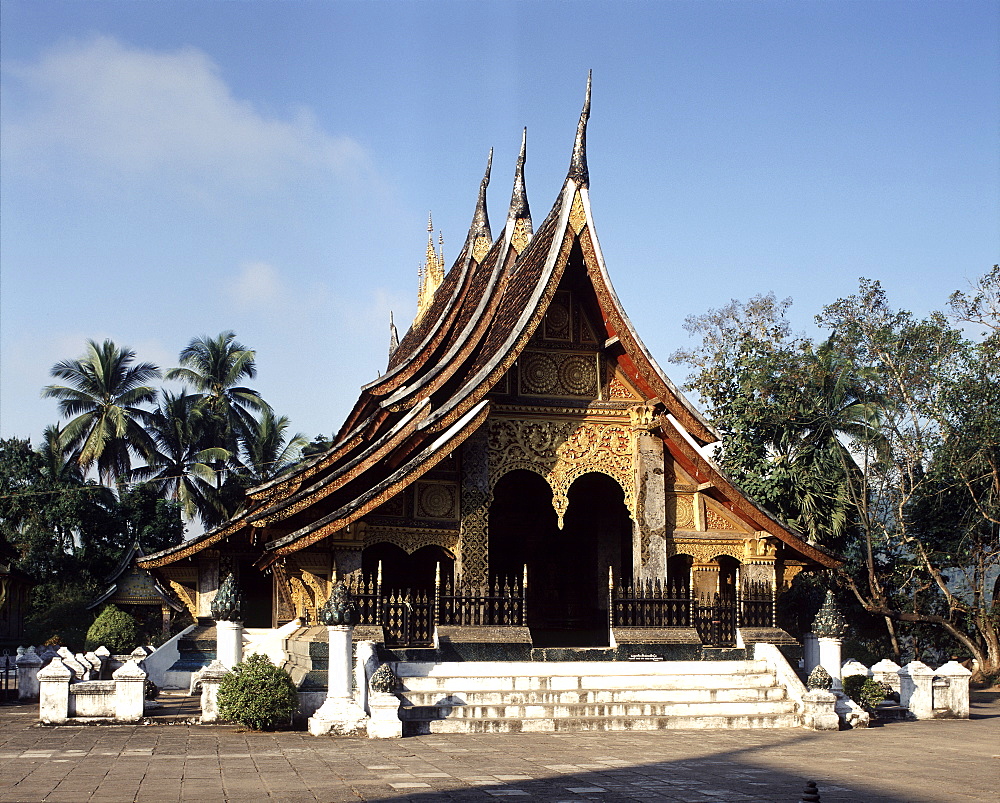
[667,493,696,530]
[414,481,459,520]
[472,235,491,262]
[363,527,458,555]
[487,417,636,527]
[519,351,599,397]
[511,218,532,253]
[705,506,741,532]
[669,540,745,564]
[569,191,587,234]
[459,430,491,586]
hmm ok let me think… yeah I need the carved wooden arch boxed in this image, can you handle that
[668,542,746,564]
[486,418,637,527]
[362,532,458,557]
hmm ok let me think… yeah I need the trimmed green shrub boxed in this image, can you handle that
[217,653,299,730]
[843,674,889,711]
[85,604,140,654]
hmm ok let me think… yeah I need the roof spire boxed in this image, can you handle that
[507,128,533,252]
[567,71,591,188]
[416,213,445,323]
[388,311,399,357]
[509,128,532,225]
[466,149,493,261]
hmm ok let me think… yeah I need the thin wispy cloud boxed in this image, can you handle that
[2,35,371,190]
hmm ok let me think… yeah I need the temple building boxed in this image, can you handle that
[139,78,838,656]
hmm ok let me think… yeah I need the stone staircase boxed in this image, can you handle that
[395,659,800,734]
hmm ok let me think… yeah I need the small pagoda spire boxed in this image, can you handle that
[388,311,399,357]
[415,213,445,323]
[567,70,592,188]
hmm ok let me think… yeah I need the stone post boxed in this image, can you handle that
[16,647,43,701]
[802,666,839,730]
[38,658,73,724]
[93,646,111,679]
[802,633,819,674]
[211,572,245,669]
[812,591,847,691]
[870,658,901,693]
[933,661,972,718]
[366,663,403,739]
[308,581,368,736]
[899,661,935,719]
[112,659,147,722]
[841,660,870,681]
[198,659,231,723]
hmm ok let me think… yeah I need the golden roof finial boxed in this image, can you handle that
[416,212,445,323]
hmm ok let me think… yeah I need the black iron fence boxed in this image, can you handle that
[345,568,526,648]
[345,568,775,648]
[611,578,776,647]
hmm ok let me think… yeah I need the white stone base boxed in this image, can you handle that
[834,691,870,728]
[802,689,840,730]
[367,692,402,739]
[307,697,368,736]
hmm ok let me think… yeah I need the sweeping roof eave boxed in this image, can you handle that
[659,413,842,569]
[260,399,491,561]
[247,398,431,526]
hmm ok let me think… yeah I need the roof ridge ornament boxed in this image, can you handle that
[509,128,532,227]
[468,148,493,253]
[388,311,399,358]
[567,70,592,188]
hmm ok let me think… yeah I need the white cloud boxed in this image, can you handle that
[1,35,370,188]
[231,261,287,311]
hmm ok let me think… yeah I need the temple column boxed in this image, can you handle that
[634,431,666,581]
[308,582,368,736]
[458,430,490,586]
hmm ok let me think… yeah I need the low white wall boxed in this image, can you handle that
[754,642,806,714]
[142,625,196,688]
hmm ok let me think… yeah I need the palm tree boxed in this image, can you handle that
[139,390,232,523]
[42,339,160,485]
[237,408,308,484]
[36,424,85,486]
[165,332,268,455]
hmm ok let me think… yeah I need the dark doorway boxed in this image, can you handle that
[238,560,274,628]
[361,542,454,592]
[489,470,631,647]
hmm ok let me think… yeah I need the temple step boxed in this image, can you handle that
[393,659,799,734]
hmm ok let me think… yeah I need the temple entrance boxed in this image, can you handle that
[238,559,274,628]
[360,543,454,592]
[489,470,632,647]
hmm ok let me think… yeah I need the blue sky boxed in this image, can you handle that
[2,0,998,446]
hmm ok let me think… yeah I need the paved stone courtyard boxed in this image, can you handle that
[1,692,998,802]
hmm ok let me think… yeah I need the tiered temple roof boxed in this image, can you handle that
[140,76,838,575]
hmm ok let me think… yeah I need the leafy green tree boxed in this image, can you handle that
[41,339,160,485]
[671,293,875,551]
[85,604,140,654]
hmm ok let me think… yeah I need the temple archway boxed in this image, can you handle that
[489,469,631,647]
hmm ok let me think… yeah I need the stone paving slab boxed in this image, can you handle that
[1,692,998,802]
